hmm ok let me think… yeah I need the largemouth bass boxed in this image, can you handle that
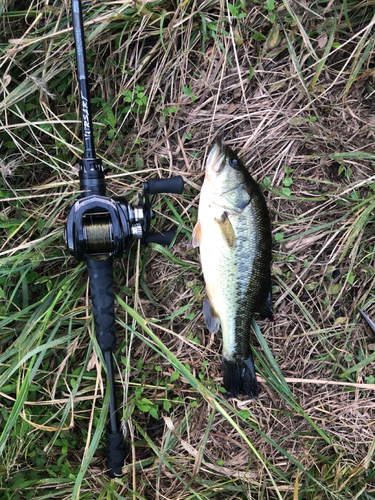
[191,142,273,398]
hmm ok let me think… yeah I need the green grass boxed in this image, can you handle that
[1,0,375,499]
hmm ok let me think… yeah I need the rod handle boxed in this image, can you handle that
[145,176,184,195]
[106,429,128,477]
[86,257,116,352]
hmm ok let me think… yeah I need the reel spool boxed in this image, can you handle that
[83,213,113,255]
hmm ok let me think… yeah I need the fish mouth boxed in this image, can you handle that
[206,141,226,174]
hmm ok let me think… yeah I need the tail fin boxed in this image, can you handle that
[222,357,258,399]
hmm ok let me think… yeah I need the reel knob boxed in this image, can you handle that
[145,176,184,195]
[131,223,143,239]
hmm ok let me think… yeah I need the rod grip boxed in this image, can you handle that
[145,176,184,195]
[86,257,116,352]
[106,429,128,477]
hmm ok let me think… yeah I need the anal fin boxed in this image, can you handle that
[203,294,220,334]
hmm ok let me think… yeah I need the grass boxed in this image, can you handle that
[1,0,375,498]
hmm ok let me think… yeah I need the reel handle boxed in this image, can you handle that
[144,230,175,246]
[145,176,184,195]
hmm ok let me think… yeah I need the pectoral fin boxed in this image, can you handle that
[214,211,236,249]
[189,220,202,249]
[203,294,221,333]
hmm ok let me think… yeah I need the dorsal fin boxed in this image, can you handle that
[256,283,274,321]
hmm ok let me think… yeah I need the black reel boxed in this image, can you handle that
[64,175,184,261]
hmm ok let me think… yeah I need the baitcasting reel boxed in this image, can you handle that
[64,171,184,261]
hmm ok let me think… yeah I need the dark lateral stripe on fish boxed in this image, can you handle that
[222,357,258,399]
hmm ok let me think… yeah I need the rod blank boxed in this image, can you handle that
[72,0,96,159]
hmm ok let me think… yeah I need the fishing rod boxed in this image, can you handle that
[65,0,184,477]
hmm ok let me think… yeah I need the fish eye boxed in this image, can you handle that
[230,158,239,168]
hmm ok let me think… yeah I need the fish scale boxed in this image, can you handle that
[220,209,256,359]
[192,142,273,398]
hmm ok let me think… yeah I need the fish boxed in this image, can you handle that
[191,141,273,398]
